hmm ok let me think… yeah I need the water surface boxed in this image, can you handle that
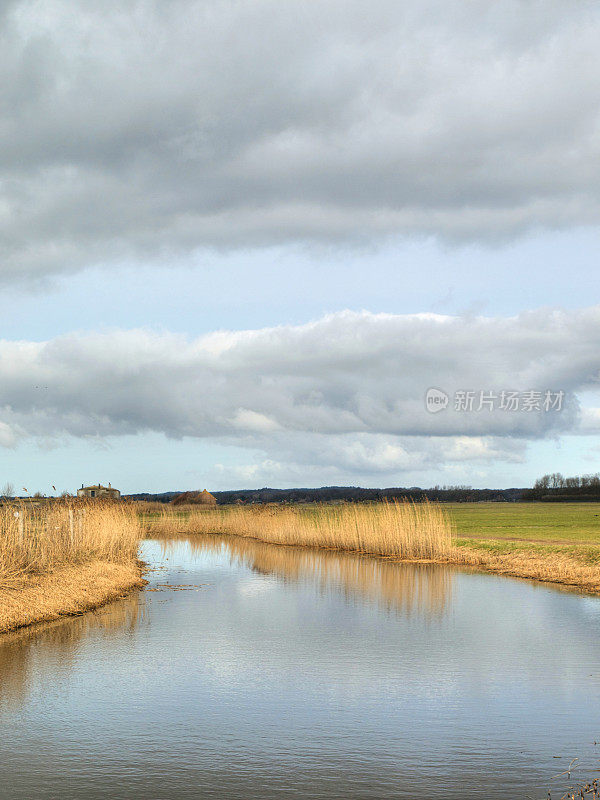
[1,535,599,799]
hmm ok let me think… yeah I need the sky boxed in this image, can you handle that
[1,0,600,494]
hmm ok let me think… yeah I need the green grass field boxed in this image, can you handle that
[448,502,600,544]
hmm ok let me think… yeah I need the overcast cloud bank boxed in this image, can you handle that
[0,306,598,479]
[2,0,600,280]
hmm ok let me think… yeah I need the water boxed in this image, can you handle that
[1,535,599,799]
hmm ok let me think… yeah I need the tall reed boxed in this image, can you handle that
[0,500,140,588]
[142,500,453,560]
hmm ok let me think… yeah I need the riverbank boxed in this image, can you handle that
[0,500,142,633]
[0,559,145,634]
[139,502,600,594]
[439,502,600,593]
[450,539,600,593]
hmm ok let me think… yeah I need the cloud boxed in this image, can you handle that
[230,409,282,433]
[1,0,600,280]
[0,306,598,480]
[577,406,600,434]
[209,433,528,488]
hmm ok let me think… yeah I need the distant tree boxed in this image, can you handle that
[1,481,14,499]
[525,472,600,501]
[534,475,551,491]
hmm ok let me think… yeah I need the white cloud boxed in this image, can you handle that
[208,433,528,489]
[2,0,600,281]
[230,409,281,433]
[0,420,20,448]
[578,407,600,434]
[0,306,597,481]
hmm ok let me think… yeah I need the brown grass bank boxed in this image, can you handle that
[0,501,143,633]
[140,502,600,594]
[453,540,600,594]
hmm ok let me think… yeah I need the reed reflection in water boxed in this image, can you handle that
[161,533,453,618]
[0,590,143,711]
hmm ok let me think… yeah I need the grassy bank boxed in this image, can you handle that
[452,539,600,593]
[448,502,600,593]
[0,501,143,633]
[140,501,600,594]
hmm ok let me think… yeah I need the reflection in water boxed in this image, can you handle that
[166,534,453,617]
[0,590,142,711]
[1,536,600,800]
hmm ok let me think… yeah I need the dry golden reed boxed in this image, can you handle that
[0,500,140,589]
[143,500,453,560]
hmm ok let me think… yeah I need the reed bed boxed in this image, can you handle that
[0,500,140,589]
[142,500,454,560]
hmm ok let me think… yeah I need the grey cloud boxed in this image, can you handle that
[1,0,600,279]
[208,432,529,489]
[0,307,597,478]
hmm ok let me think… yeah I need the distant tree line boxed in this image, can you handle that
[127,485,525,505]
[77,474,600,506]
[522,473,600,502]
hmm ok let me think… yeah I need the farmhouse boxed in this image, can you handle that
[77,483,121,499]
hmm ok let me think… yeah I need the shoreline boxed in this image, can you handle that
[446,542,600,594]
[140,500,600,596]
[151,527,600,595]
[0,559,146,635]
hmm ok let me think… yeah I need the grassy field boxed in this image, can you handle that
[448,502,600,544]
